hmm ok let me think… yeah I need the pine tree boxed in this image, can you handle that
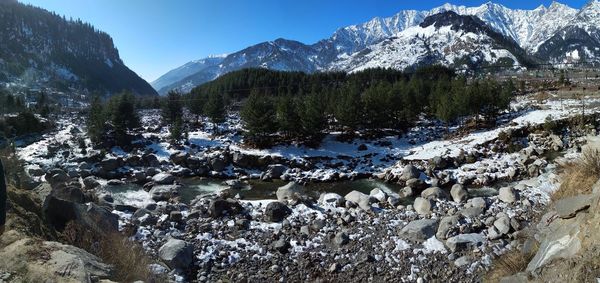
[110,92,139,146]
[204,93,226,134]
[240,91,277,139]
[275,95,300,138]
[299,91,327,139]
[188,92,205,126]
[334,84,362,133]
[87,95,106,144]
[162,90,183,124]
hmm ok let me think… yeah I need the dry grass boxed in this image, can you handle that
[553,148,600,201]
[485,241,539,282]
[62,221,166,283]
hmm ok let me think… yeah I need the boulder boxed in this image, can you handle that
[318,193,344,207]
[266,164,287,179]
[413,197,432,215]
[45,168,69,185]
[158,239,193,270]
[400,165,420,181]
[333,232,350,247]
[498,187,517,203]
[276,182,305,203]
[209,156,227,172]
[421,187,445,200]
[369,188,388,203]
[170,151,189,165]
[208,198,243,218]
[100,157,121,172]
[264,202,292,222]
[554,194,592,219]
[436,215,460,240]
[149,185,177,201]
[43,196,118,234]
[450,184,467,203]
[494,214,511,235]
[399,186,414,198]
[83,176,100,189]
[152,173,175,185]
[399,219,439,242]
[445,233,485,252]
[344,190,372,211]
[143,154,160,167]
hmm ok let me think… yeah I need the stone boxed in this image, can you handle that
[399,186,414,198]
[333,232,349,247]
[344,190,372,211]
[450,184,467,203]
[276,182,305,203]
[152,173,175,185]
[487,226,502,240]
[208,198,243,218]
[436,215,460,240]
[369,188,388,202]
[158,239,193,270]
[400,165,421,181]
[498,187,517,203]
[494,213,511,235]
[266,164,287,179]
[454,256,471,267]
[224,179,245,190]
[318,193,344,207]
[421,187,445,200]
[209,156,227,172]
[149,185,177,201]
[413,197,432,215]
[446,233,485,252]
[169,211,183,222]
[100,157,121,172]
[273,238,291,253]
[470,197,487,209]
[264,202,292,222]
[399,219,439,242]
[554,194,592,219]
[132,208,156,226]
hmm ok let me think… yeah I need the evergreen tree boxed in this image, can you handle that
[188,92,205,125]
[109,92,139,146]
[334,84,362,133]
[87,95,106,144]
[204,93,226,134]
[275,95,300,138]
[162,90,183,124]
[240,91,277,139]
[299,91,327,139]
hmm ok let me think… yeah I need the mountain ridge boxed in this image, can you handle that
[154,1,600,95]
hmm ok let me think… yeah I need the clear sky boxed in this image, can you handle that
[19,0,589,83]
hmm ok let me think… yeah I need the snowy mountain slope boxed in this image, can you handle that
[0,0,156,96]
[156,1,600,94]
[330,12,532,73]
[151,55,226,92]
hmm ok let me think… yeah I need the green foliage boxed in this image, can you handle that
[169,117,183,144]
[275,95,301,138]
[4,111,46,136]
[162,91,183,124]
[86,92,140,147]
[204,93,226,133]
[240,91,277,139]
[334,84,363,132]
[299,92,327,138]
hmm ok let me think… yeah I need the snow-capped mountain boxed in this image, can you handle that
[151,54,226,93]
[156,1,600,95]
[0,0,156,96]
[330,11,533,73]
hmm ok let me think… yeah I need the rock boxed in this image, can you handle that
[388,196,401,207]
[333,232,349,247]
[232,152,260,169]
[318,193,344,207]
[264,202,292,222]
[344,190,372,211]
[100,157,121,172]
[169,211,183,222]
[400,219,439,242]
[431,156,447,169]
[143,154,160,168]
[158,239,193,270]
[487,226,502,240]
[400,165,421,181]
[450,184,467,203]
[498,187,517,203]
[454,255,472,267]
[554,194,592,219]
[276,182,305,203]
[405,178,422,189]
[224,179,245,190]
[421,187,445,200]
[267,164,287,179]
[132,208,156,226]
[149,185,177,201]
[273,238,291,253]
[43,196,118,234]
[470,197,487,209]
[527,214,584,272]
[152,173,175,185]
[413,197,432,215]
[369,188,388,202]
[399,187,414,198]
[494,214,511,235]
[436,215,460,240]
[45,169,69,185]
[357,144,368,151]
[208,198,243,218]
[0,232,113,282]
[170,151,189,165]
[446,233,485,252]
[209,156,226,172]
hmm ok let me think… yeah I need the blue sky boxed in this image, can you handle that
[20,0,588,82]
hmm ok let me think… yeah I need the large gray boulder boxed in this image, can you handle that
[267,164,288,179]
[554,194,592,219]
[344,190,372,211]
[158,239,193,270]
[498,187,517,203]
[276,182,305,203]
[450,184,467,203]
[421,187,446,200]
[400,165,421,181]
[399,219,439,242]
[437,215,461,240]
[100,157,121,172]
[446,233,485,252]
[149,185,177,201]
[413,197,432,215]
[152,173,175,185]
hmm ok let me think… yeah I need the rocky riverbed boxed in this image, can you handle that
[12,92,600,282]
